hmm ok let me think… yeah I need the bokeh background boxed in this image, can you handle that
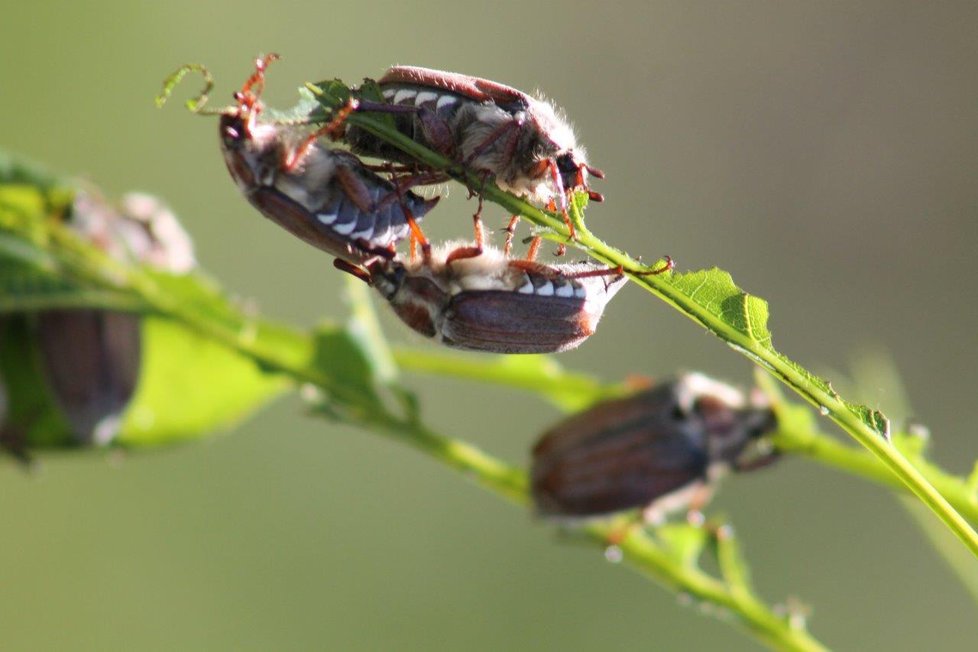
[2,1,977,649]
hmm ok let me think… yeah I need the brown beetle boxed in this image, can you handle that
[344,66,602,242]
[220,55,438,267]
[367,242,626,354]
[531,374,779,521]
[33,190,196,445]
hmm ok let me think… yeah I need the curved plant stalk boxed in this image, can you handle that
[396,346,978,526]
[304,81,978,558]
[2,197,825,651]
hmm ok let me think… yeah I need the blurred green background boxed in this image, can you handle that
[2,1,977,649]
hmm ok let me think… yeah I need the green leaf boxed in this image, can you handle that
[0,152,71,196]
[263,87,321,125]
[306,79,353,112]
[668,268,772,348]
[342,276,398,386]
[310,324,383,412]
[118,316,286,446]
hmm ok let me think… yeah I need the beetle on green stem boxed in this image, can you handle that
[532,373,780,521]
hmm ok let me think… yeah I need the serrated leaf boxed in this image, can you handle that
[264,87,322,125]
[306,79,353,114]
[668,268,772,348]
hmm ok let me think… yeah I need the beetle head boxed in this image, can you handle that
[674,373,778,468]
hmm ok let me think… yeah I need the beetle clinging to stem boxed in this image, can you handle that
[155,55,439,270]
[216,55,440,270]
[341,65,603,251]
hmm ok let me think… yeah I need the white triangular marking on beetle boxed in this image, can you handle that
[517,277,534,294]
[393,89,418,104]
[382,89,396,100]
[436,95,457,110]
[415,91,438,105]
[574,286,587,299]
[349,227,372,240]
[332,219,357,235]
[555,283,574,298]
[536,281,555,297]
[317,211,338,225]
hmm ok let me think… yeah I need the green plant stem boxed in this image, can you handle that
[367,415,825,652]
[368,412,529,505]
[0,229,826,652]
[395,344,978,526]
[592,525,826,652]
[316,92,978,558]
[391,347,618,410]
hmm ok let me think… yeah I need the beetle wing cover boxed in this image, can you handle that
[35,310,141,445]
[443,291,591,353]
[380,66,530,107]
[531,385,709,517]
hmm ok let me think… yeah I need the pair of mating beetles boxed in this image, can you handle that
[217,55,668,354]
[214,57,777,522]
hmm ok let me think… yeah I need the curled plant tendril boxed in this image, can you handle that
[155,63,215,113]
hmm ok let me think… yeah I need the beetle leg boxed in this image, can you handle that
[508,258,554,276]
[445,245,484,265]
[685,483,715,525]
[416,106,457,155]
[524,236,542,262]
[462,117,521,167]
[237,53,279,108]
[471,196,485,251]
[333,258,371,283]
[389,183,431,264]
[357,98,424,115]
[375,169,450,204]
[321,96,360,140]
[733,449,781,472]
[628,255,674,276]
[333,164,378,214]
[565,265,624,281]
[283,100,360,172]
[0,423,35,469]
[502,215,520,256]
[547,160,576,240]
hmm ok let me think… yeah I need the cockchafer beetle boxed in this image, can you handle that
[531,373,780,521]
[343,65,602,244]
[362,241,627,354]
[31,190,196,446]
[219,55,438,268]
